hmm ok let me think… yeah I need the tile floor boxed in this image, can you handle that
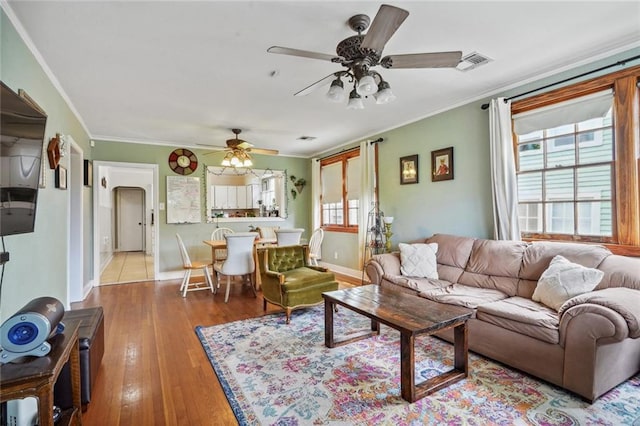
[100,251,155,284]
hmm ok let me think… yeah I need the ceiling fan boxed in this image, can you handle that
[267,4,462,107]
[205,129,279,167]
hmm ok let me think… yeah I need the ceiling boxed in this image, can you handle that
[5,1,640,158]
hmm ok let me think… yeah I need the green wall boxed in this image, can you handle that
[1,10,92,319]
[92,141,312,273]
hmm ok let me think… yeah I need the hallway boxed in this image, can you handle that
[100,251,154,284]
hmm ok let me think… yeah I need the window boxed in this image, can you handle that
[515,103,613,239]
[511,65,640,255]
[320,149,360,232]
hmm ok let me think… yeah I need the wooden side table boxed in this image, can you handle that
[1,319,82,426]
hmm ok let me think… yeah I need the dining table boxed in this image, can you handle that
[203,238,277,290]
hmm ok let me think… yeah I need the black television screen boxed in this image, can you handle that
[0,81,48,236]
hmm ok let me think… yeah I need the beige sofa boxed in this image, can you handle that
[364,233,640,402]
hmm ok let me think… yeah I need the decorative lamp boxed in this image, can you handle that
[374,80,396,104]
[326,77,345,102]
[356,74,378,96]
[347,89,364,110]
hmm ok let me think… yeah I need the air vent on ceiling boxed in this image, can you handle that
[297,136,316,141]
[456,52,493,72]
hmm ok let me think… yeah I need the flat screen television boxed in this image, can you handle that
[0,81,48,237]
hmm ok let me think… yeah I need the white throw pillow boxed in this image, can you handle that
[532,255,604,311]
[399,243,438,279]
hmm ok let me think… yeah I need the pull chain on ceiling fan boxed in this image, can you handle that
[268,4,463,109]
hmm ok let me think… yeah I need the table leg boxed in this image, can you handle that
[324,299,335,348]
[253,245,261,290]
[36,386,54,426]
[453,322,468,375]
[400,332,415,403]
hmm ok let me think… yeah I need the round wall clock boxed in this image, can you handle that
[168,148,198,175]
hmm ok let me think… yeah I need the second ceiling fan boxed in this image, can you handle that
[216,129,278,168]
[268,4,462,106]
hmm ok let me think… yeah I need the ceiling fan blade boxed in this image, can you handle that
[294,73,337,97]
[267,46,342,62]
[248,147,279,156]
[360,5,409,53]
[236,141,253,150]
[381,51,463,69]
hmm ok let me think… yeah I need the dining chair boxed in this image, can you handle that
[275,228,304,247]
[210,227,234,262]
[214,232,259,303]
[256,226,279,246]
[307,228,324,266]
[176,233,214,297]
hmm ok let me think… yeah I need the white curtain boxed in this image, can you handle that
[358,140,375,269]
[311,158,321,232]
[489,98,521,240]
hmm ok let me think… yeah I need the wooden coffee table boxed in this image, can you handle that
[323,285,473,403]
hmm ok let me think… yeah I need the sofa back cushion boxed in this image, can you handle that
[425,234,475,284]
[595,255,640,291]
[458,239,528,296]
[518,241,611,298]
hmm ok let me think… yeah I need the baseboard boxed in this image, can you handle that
[319,263,370,283]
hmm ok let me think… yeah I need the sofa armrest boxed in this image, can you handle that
[559,288,640,338]
[364,253,401,284]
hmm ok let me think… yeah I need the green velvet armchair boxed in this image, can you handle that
[261,245,339,324]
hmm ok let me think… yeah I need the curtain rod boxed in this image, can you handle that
[480,54,640,110]
[315,138,384,161]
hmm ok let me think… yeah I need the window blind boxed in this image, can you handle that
[321,162,342,203]
[346,156,361,200]
[513,89,613,135]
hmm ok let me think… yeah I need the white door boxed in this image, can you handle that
[117,187,145,251]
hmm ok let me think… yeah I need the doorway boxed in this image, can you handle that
[116,187,145,252]
[93,161,158,286]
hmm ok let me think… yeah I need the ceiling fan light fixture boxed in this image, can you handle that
[243,158,253,167]
[347,89,364,110]
[374,80,396,105]
[326,77,345,102]
[356,74,378,96]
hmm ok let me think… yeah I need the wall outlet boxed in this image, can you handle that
[333,251,338,260]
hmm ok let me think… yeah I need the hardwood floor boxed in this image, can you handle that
[73,273,359,425]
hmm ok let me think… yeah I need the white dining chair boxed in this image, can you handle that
[214,232,259,303]
[210,227,234,262]
[275,228,304,246]
[307,228,324,266]
[176,233,215,297]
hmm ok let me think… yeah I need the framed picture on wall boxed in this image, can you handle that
[55,165,67,190]
[399,155,419,185]
[431,147,454,182]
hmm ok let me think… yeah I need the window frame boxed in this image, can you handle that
[511,64,640,256]
[320,148,360,233]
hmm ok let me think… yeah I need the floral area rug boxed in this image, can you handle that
[195,306,640,425]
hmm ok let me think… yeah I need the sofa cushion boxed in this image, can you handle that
[280,267,336,290]
[477,297,559,344]
[520,241,610,281]
[595,255,640,291]
[419,284,508,309]
[425,234,475,283]
[532,255,604,311]
[458,239,527,296]
[399,242,438,279]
